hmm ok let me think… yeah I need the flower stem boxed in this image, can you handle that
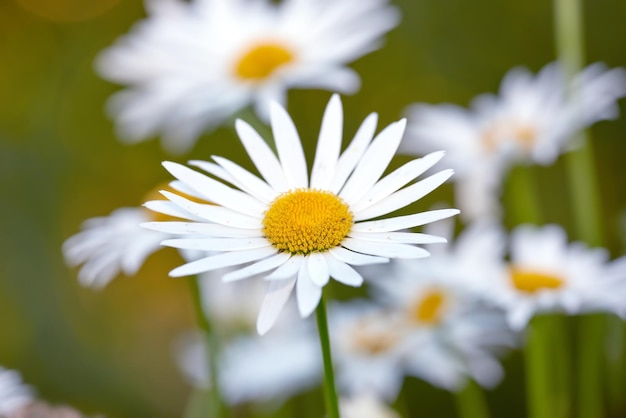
[188,276,226,418]
[454,380,490,418]
[315,293,341,418]
[525,315,555,418]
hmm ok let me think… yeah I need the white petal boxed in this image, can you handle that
[266,255,304,280]
[161,191,262,229]
[353,169,454,221]
[342,238,430,259]
[352,151,446,212]
[141,221,262,237]
[163,162,266,217]
[339,119,406,204]
[296,264,323,317]
[235,119,288,192]
[330,113,378,194]
[169,247,277,277]
[310,94,342,190]
[256,278,297,335]
[348,231,447,244]
[187,160,238,188]
[143,200,204,222]
[212,156,279,203]
[161,237,270,252]
[270,102,308,188]
[352,209,460,233]
[324,253,363,287]
[307,252,330,287]
[223,252,291,282]
[329,246,389,265]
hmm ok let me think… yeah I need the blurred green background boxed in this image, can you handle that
[1,0,626,417]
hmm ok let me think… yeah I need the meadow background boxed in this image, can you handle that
[1,0,626,416]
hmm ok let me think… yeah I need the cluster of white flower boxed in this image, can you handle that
[56,0,626,415]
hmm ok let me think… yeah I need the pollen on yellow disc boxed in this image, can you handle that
[234,43,294,81]
[143,182,212,222]
[263,189,353,255]
[510,267,564,293]
[410,289,447,325]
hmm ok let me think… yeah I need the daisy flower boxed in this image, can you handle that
[402,62,626,220]
[0,367,34,416]
[96,0,400,153]
[340,393,400,418]
[482,224,626,330]
[143,94,458,334]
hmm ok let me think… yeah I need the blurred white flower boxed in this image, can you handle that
[402,62,626,220]
[480,224,626,330]
[0,367,34,416]
[144,95,457,334]
[340,393,400,418]
[97,0,400,153]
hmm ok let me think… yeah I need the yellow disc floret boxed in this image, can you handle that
[510,267,564,293]
[263,189,353,255]
[410,289,447,325]
[234,42,294,81]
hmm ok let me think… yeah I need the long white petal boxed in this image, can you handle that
[141,221,262,237]
[223,252,291,282]
[266,255,304,279]
[169,247,277,277]
[348,231,447,244]
[352,209,460,233]
[270,102,308,188]
[310,94,342,189]
[307,252,330,286]
[161,237,270,252]
[352,151,446,212]
[329,246,389,265]
[187,161,238,188]
[161,191,262,229]
[324,253,363,287]
[235,119,288,192]
[257,278,297,335]
[353,169,454,221]
[339,119,407,204]
[296,263,322,317]
[212,156,279,203]
[342,238,430,259]
[143,200,204,222]
[330,113,378,193]
[163,162,266,217]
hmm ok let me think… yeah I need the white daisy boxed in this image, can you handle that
[0,367,34,416]
[402,62,626,220]
[482,224,625,330]
[340,393,400,418]
[96,0,400,154]
[366,223,514,391]
[143,94,458,334]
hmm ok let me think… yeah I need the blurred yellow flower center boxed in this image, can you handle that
[351,317,399,355]
[483,121,537,151]
[510,267,564,293]
[410,289,447,325]
[263,189,353,255]
[235,43,294,80]
[143,183,211,222]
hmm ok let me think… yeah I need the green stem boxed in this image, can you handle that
[315,293,341,418]
[188,276,226,418]
[525,315,555,418]
[505,166,542,225]
[454,380,490,418]
[577,314,606,418]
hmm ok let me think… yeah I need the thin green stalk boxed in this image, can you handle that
[553,1,607,417]
[525,315,554,418]
[551,315,572,418]
[188,276,226,418]
[505,166,542,225]
[454,380,490,418]
[315,293,341,418]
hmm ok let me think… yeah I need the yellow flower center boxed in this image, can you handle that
[410,289,447,325]
[510,267,564,293]
[143,183,212,222]
[350,317,400,355]
[234,42,294,81]
[483,121,537,152]
[262,189,353,255]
